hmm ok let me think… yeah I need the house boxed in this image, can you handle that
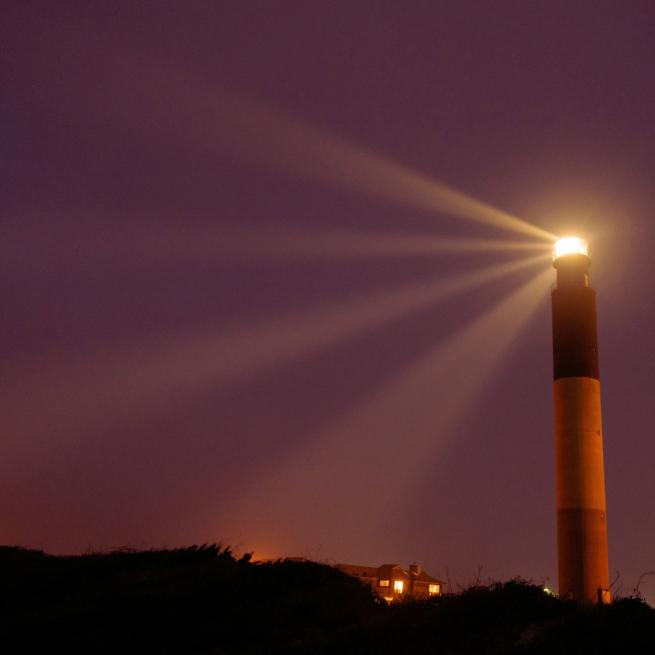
[336,562,444,602]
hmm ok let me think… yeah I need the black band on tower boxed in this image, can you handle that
[551,253,599,381]
[552,285,599,380]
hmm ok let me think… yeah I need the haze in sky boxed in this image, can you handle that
[3,2,655,602]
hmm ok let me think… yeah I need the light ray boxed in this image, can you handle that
[2,219,549,270]
[93,57,556,241]
[136,229,551,262]
[1,255,548,455]
[205,267,553,559]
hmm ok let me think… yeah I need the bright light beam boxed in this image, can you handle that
[0,221,555,270]
[206,267,553,559]
[1,254,548,457]
[72,54,556,242]
[137,228,551,262]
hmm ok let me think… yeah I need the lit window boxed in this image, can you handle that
[383,596,394,603]
[393,580,404,593]
[429,583,440,595]
[379,579,389,587]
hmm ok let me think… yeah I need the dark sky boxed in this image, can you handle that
[3,1,655,600]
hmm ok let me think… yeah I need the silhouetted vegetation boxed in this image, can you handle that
[1,545,653,653]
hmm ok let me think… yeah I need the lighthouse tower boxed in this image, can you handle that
[551,237,610,604]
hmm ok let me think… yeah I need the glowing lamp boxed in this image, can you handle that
[553,237,589,261]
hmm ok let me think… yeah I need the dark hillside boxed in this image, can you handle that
[1,545,379,653]
[1,546,653,654]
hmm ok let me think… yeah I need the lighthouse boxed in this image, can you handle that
[551,237,610,604]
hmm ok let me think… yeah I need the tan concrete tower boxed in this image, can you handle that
[551,237,610,604]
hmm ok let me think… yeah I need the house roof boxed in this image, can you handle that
[412,570,443,584]
[336,563,378,578]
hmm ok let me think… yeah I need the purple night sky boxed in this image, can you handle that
[3,2,655,600]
